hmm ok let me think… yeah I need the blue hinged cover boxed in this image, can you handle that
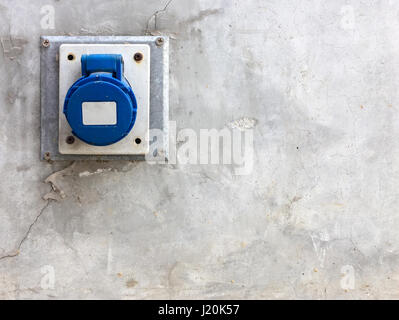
[63,54,137,146]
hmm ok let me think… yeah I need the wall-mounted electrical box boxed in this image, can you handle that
[40,36,169,161]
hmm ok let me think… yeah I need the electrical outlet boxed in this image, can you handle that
[40,36,169,161]
[59,44,150,155]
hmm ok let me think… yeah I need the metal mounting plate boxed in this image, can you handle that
[40,36,169,161]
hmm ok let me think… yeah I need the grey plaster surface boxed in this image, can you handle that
[0,0,398,299]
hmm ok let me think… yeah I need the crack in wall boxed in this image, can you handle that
[145,0,174,35]
[0,162,76,261]
[0,200,51,261]
[0,160,139,262]
[43,161,139,200]
[43,161,76,201]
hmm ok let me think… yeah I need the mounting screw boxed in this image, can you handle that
[66,136,75,144]
[44,152,51,160]
[135,138,142,145]
[42,39,50,48]
[134,52,143,62]
[155,37,164,47]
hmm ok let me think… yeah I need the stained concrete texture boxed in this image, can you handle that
[0,0,398,299]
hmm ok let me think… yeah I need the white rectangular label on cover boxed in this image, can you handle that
[82,102,117,125]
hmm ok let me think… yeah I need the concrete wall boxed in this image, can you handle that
[0,0,398,299]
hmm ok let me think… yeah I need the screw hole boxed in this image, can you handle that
[67,53,75,61]
[66,136,75,144]
[135,138,142,145]
[134,52,143,62]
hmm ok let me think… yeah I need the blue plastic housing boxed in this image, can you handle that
[63,54,137,146]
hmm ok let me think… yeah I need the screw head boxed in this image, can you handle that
[42,39,50,48]
[155,37,164,47]
[44,152,51,160]
[134,52,143,62]
[66,136,75,144]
